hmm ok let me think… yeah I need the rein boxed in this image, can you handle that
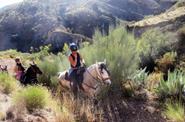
[82,64,110,90]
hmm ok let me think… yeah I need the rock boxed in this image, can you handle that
[146,106,156,114]
[132,111,136,115]
[6,110,15,120]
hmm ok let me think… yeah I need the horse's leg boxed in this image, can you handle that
[69,70,79,99]
[70,81,77,100]
[70,76,78,99]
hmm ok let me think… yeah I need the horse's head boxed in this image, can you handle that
[96,61,111,85]
[30,64,43,75]
[0,65,8,72]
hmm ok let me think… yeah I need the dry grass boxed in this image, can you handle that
[0,73,18,94]
[163,101,184,122]
[130,6,185,27]
[0,111,5,121]
[57,93,103,122]
[146,72,163,91]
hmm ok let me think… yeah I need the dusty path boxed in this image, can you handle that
[100,98,165,122]
[96,90,166,122]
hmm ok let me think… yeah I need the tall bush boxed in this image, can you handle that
[138,29,169,73]
[13,85,57,112]
[81,27,140,87]
[0,73,18,94]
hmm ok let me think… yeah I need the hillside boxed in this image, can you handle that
[0,0,177,52]
[127,3,185,36]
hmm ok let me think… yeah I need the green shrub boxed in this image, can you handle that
[156,52,177,66]
[146,72,162,91]
[81,27,140,88]
[13,85,54,111]
[38,55,61,89]
[156,70,185,99]
[0,73,18,94]
[164,101,184,122]
[131,68,148,89]
[177,26,185,56]
[38,58,59,87]
[138,29,168,56]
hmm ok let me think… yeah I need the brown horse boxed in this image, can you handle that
[0,65,8,73]
[58,61,111,97]
[20,64,43,85]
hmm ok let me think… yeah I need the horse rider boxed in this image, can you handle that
[14,58,25,80]
[68,43,85,94]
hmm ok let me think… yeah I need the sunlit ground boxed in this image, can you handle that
[0,0,23,8]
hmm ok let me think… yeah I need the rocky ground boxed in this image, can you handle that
[0,92,57,122]
[99,90,166,122]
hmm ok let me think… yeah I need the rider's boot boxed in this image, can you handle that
[79,82,85,91]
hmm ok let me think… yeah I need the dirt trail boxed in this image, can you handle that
[100,99,165,122]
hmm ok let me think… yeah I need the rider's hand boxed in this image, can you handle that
[82,59,85,64]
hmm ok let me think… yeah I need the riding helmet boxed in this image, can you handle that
[69,43,78,51]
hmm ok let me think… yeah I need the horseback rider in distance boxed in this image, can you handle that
[68,43,85,96]
[14,57,25,81]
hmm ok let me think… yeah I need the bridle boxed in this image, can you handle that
[23,65,39,83]
[83,63,111,90]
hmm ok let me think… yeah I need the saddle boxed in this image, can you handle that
[64,72,70,81]
[64,66,86,82]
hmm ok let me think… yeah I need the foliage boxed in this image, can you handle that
[177,26,185,55]
[31,45,51,61]
[0,73,18,94]
[156,52,177,65]
[137,29,168,56]
[164,101,184,122]
[13,85,56,112]
[38,55,60,89]
[131,68,148,89]
[81,27,140,88]
[146,72,162,91]
[37,51,70,89]
[156,70,185,99]
[59,94,102,122]
[138,29,169,73]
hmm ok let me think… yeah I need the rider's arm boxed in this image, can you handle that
[68,55,77,67]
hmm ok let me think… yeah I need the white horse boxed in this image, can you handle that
[58,62,111,97]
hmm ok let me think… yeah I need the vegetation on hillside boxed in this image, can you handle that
[0,73,18,94]
[1,26,185,121]
[164,101,184,122]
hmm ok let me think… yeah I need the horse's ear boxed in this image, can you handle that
[104,59,107,64]
[32,61,35,65]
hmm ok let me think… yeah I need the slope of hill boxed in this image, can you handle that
[0,0,177,52]
[127,4,185,36]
